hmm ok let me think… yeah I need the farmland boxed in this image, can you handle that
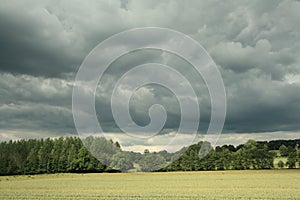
[0,170,299,199]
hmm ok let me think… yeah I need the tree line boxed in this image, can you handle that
[0,136,299,175]
[163,140,299,171]
[0,137,107,175]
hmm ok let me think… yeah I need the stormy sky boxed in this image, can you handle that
[0,0,299,148]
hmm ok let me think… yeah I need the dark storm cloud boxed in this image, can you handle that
[0,4,79,77]
[0,73,75,135]
[0,0,128,77]
[0,0,300,141]
[223,69,300,133]
[0,103,75,134]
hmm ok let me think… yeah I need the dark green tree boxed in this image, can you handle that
[279,145,288,157]
[277,160,284,168]
[286,151,297,168]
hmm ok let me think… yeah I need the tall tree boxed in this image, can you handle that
[279,145,288,157]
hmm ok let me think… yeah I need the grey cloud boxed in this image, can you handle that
[0,0,128,77]
[0,73,75,135]
[224,69,300,132]
[94,49,211,133]
[0,3,79,77]
[0,0,300,141]
[0,73,72,106]
[211,39,299,80]
[0,103,75,134]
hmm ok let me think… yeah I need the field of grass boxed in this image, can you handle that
[0,170,299,199]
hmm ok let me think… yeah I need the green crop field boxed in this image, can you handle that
[0,170,299,199]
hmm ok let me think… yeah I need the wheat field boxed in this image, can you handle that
[0,170,299,199]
